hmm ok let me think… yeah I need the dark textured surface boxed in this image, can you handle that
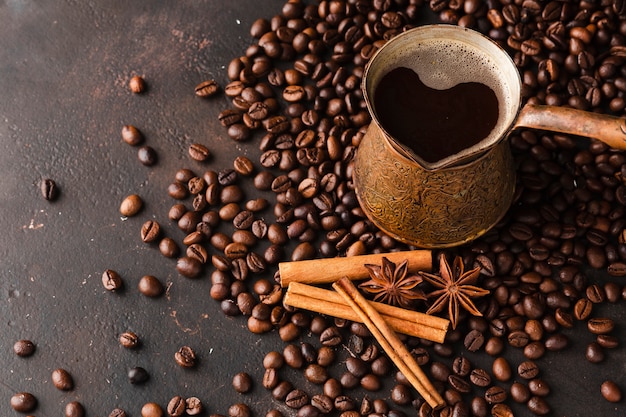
[1,1,626,416]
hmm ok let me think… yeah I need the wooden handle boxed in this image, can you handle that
[516,104,626,150]
[278,250,432,288]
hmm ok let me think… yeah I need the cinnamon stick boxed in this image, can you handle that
[333,277,445,410]
[279,250,432,288]
[284,282,449,343]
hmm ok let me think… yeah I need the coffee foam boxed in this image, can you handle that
[376,38,518,146]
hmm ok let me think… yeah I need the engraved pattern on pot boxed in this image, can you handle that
[354,126,515,248]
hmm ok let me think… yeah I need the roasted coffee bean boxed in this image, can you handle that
[102,269,123,291]
[138,275,164,297]
[597,334,619,349]
[141,402,163,417]
[601,380,622,403]
[464,329,485,352]
[141,220,161,243]
[291,241,316,261]
[169,204,186,221]
[544,333,568,351]
[346,356,368,378]
[526,396,550,416]
[284,344,304,368]
[233,156,255,176]
[452,356,471,377]
[11,392,37,412]
[13,339,35,357]
[574,298,593,320]
[122,125,144,146]
[311,394,334,414]
[167,396,186,417]
[176,256,203,278]
[120,194,143,216]
[41,178,59,201]
[160,237,180,258]
[320,326,342,346]
[304,364,329,384]
[138,145,158,166]
[109,408,128,417]
[175,345,197,368]
[507,330,530,347]
[285,389,309,408]
[585,341,605,363]
[119,331,139,349]
[448,374,471,393]
[470,368,491,388]
[219,109,243,127]
[390,383,413,405]
[492,357,512,382]
[189,143,211,162]
[587,317,615,334]
[52,368,74,391]
[485,386,507,403]
[233,372,253,393]
[187,243,208,264]
[128,366,149,384]
[195,79,219,97]
[607,262,626,276]
[263,368,279,389]
[65,401,85,417]
[129,75,145,93]
[586,284,606,303]
[233,210,254,229]
[528,378,550,396]
[510,381,530,403]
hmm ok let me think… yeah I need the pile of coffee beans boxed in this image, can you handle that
[114,0,626,416]
[18,0,626,415]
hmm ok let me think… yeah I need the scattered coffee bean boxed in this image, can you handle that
[13,339,35,357]
[185,397,203,415]
[485,386,507,404]
[128,366,149,384]
[109,408,127,417]
[129,75,145,93]
[138,275,164,297]
[141,402,163,417]
[41,178,59,201]
[119,331,139,349]
[189,143,211,162]
[122,125,144,146]
[167,396,186,417]
[176,256,202,278]
[527,396,550,415]
[233,371,253,393]
[587,317,615,335]
[138,145,158,166]
[102,269,123,291]
[175,345,197,368]
[601,380,622,403]
[159,237,180,258]
[10,392,37,412]
[141,220,161,243]
[228,403,251,417]
[492,357,512,382]
[120,194,143,216]
[65,401,85,417]
[195,80,220,98]
[52,368,74,390]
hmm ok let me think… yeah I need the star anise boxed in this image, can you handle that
[359,257,426,308]
[419,253,490,330]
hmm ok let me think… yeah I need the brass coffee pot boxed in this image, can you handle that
[354,25,626,248]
